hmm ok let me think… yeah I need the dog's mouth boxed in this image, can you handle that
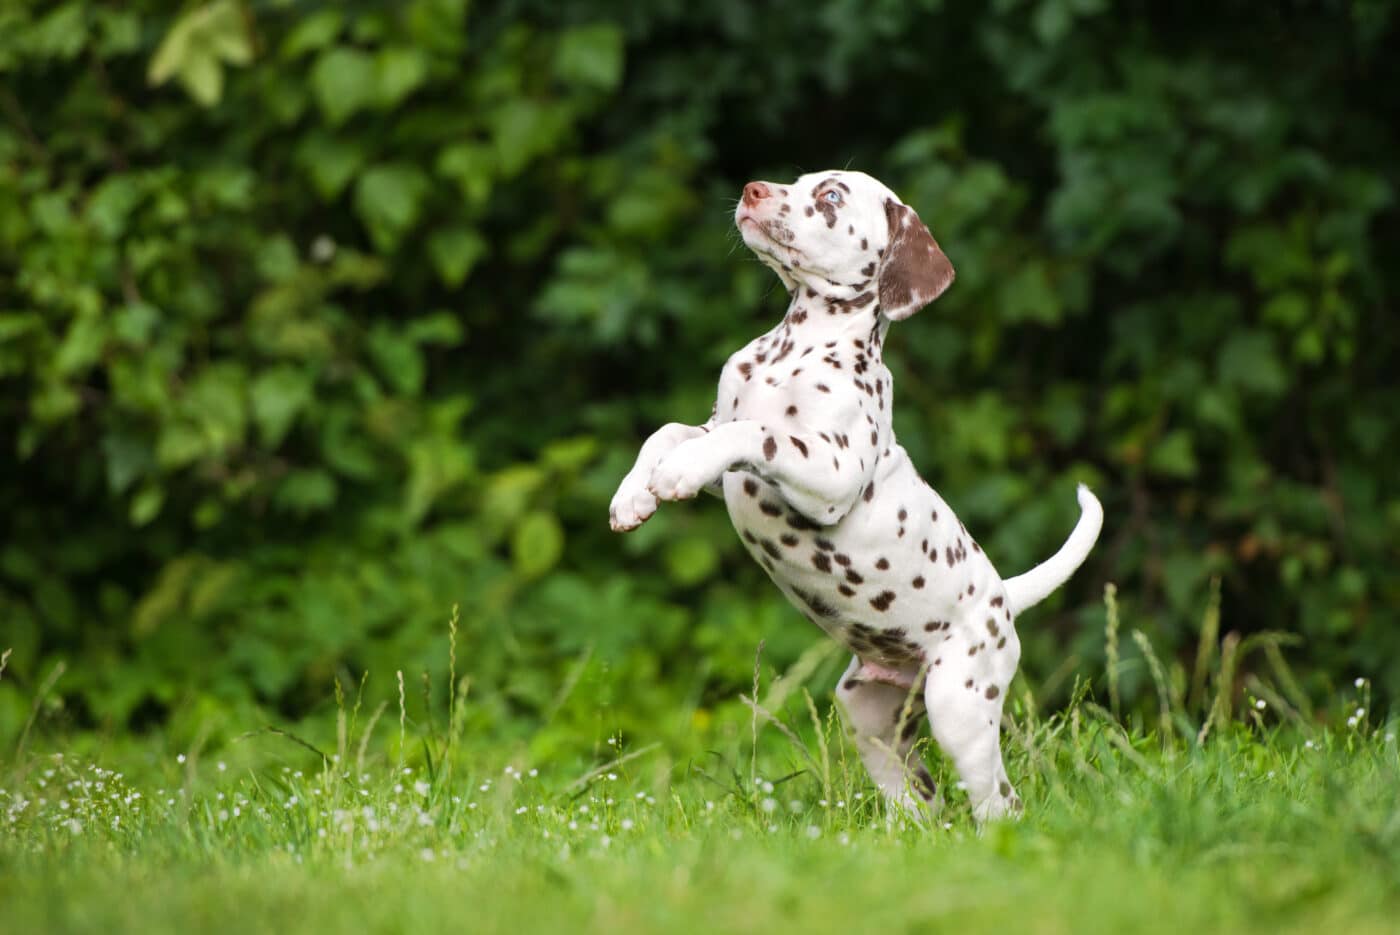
[737,214,799,256]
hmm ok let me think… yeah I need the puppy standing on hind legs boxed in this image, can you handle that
[610,170,1103,823]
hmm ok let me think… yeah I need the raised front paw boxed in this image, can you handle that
[609,479,658,532]
[647,442,719,503]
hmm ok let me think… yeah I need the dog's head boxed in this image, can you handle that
[734,170,954,320]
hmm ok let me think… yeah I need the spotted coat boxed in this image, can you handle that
[609,170,1103,823]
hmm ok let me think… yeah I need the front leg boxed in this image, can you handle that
[649,418,871,524]
[609,421,710,532]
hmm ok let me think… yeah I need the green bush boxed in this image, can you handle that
[0,0,1396,746]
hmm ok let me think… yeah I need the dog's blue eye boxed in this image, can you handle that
[822,190,842,205]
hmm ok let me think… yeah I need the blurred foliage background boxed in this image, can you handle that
[1,0,1397,756]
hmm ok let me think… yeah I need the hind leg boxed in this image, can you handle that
[924,663,1021,822]
[834,656,937,816]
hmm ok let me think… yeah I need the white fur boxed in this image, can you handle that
[610,170,1102,821]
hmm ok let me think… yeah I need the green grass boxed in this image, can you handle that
[4,606,1399,934]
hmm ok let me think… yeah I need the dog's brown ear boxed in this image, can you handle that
[878,198,954,321]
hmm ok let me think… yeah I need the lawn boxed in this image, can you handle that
[4,631,1397,935]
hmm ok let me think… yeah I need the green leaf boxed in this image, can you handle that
[131,555,200,634]
[404,311,465,347]
[294,133,366,200]
[481,465,545,538]
[540,436,598,473]
[404,437,475,524]
[367,325,425,396]
[375,47,430,108]
[251,367,314,446]
[353,164,430,250]
[488,101,569,177]
[202,0,252,65]
[186,364,249,453]
[273,469,338,515]
[435,143,495,207]
[85,175,143,239]
[26,3,89,61]
[179,51,224,107]
[999,260,1063,325]
[54,311,106,375]
[1217,331,1287,398]
[427,226,488,286]
[156,422,206,469]
[311,46,377,125]
[512,511,564,579]
[554,24,625,91]
[129,484,166,527]
[280,10,343,58]
[1147,429,1198,479]
[147,0,252,107]
[102,431,154,495]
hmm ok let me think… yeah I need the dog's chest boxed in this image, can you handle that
[715,328,878,425]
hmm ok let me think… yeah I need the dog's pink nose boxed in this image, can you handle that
[742,181,772,206]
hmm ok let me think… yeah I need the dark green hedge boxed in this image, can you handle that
[1,0,1397,746]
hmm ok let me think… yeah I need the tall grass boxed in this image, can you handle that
[1,586,1397,935]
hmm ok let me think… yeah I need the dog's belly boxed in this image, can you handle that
[721,454,1002,668]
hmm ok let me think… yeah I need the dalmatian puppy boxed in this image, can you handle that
[609,170,1103,822]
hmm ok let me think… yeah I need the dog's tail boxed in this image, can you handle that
[1003,484,1103,615]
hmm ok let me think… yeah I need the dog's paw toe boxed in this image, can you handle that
[609,484,658,531]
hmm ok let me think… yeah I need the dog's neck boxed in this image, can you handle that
[775,284,890,354]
